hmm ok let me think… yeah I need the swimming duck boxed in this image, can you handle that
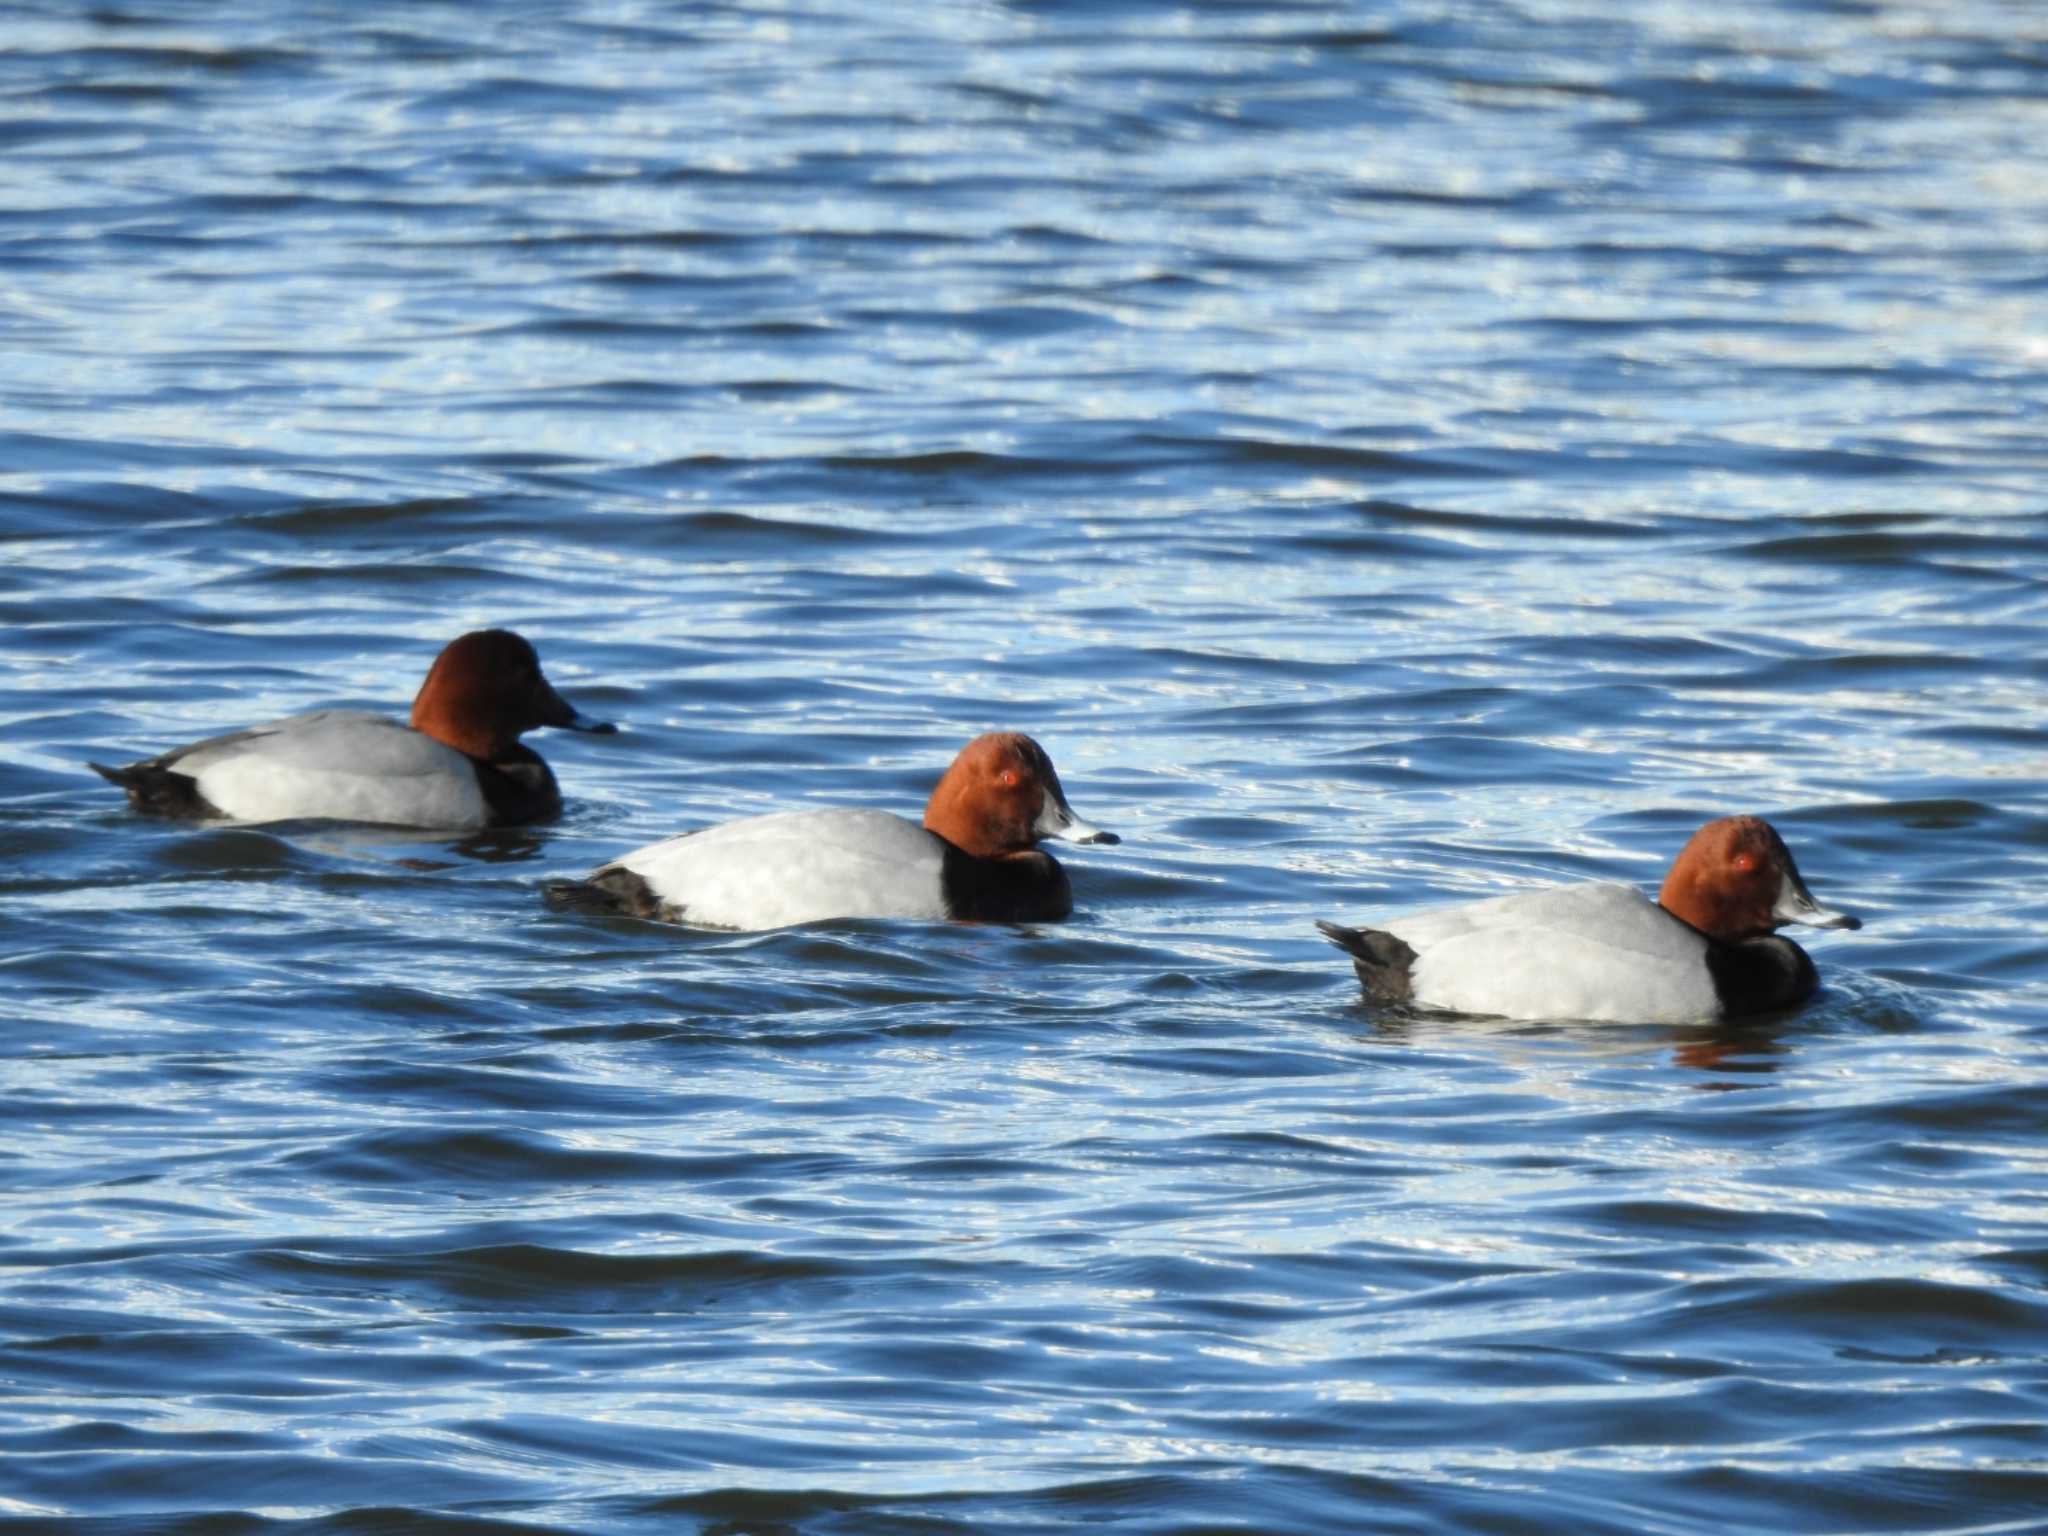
[1317,816,1860,1022]
[91,629,614,829]
[549,731,1116,930]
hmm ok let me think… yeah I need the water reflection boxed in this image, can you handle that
[1670,1022,1792,1080]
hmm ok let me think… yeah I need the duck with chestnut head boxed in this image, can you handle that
[1317,816,1860,1022]
[548,731,1117,931]
[91,629,615,829]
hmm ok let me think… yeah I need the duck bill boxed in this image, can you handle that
[1771,870,1860,931]
[535,678,618,735]
[1033,788,1119,847]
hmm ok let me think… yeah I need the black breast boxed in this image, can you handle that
[474,747,562,826]
[939,846,1073,923]
[1704,936,1819,1018]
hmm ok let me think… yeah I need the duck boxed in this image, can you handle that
[548,731,1117,931]
[91,629,615,829]
[1317,815,1861,1022]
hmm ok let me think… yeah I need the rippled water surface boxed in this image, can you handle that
[5,2,2048,1532]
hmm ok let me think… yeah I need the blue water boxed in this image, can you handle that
[4,2,2048,1532]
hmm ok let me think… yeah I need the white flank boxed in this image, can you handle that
[1387,881,1721,1024]
[188,710,489,829]
[609,807,952,931]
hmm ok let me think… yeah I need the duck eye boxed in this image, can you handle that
[1732,851,1758,874]
[999,768,1020,789]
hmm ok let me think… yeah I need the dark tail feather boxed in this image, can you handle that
[540,877,623,915]
[1315,919,1418,1004]
[543,867,668,921]
[90,760,220,818]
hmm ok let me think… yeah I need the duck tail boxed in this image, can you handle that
[90,759,221,818]
[542,867,667,921]
[1315,919,1418,1004]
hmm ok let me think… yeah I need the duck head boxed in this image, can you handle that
[1658,815,1859,942]
[923,732,1118,860]
[410,629,615,761]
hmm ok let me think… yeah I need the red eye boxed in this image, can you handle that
[999,769,1020,789]
[1733,852,1758,874]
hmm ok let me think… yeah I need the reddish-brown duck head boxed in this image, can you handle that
[922,731,1117,859]
[410,629,615,760]
[1657,815,1859,942]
